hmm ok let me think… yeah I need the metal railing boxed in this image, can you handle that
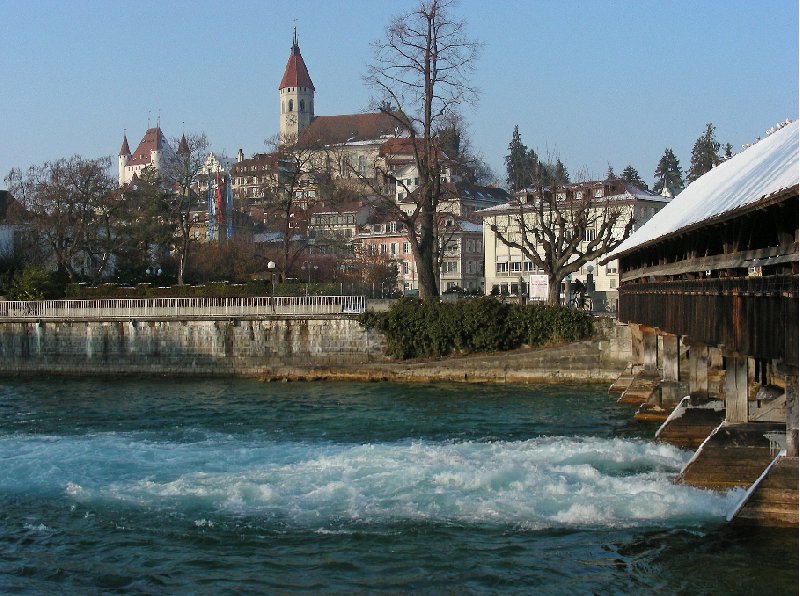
[0,296,366,321]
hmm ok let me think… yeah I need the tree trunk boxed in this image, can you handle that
[547,273,563,305]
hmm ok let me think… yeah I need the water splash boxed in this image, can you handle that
[0,432,741,530]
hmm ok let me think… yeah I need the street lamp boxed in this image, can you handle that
[267,260,276,312]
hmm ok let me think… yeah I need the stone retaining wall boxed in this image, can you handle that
[0,316,387,377]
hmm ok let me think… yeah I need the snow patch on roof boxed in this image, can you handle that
[607,121,799,260]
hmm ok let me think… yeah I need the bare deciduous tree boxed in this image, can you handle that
[4,155,119,282]
[488,180,635,304]
[163,133,209,285]
[365,0,482,299]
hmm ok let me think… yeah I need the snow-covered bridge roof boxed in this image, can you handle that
[606,120,799,261]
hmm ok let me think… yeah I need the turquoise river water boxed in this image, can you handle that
[0,378,797,594]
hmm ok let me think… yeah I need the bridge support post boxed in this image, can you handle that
[725,354,749,423]
[787,375,798,457]
[629,324,645,372]
[688,344,709,403]
[660,333,687,407]
[642,327,659,374]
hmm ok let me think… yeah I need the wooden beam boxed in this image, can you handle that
[621,243,798,283]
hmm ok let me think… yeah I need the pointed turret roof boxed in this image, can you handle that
[119,134,131,157]
[178,134,189,156]
[278,29,314,90]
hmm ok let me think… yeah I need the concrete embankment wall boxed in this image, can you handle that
[0,316,387,377]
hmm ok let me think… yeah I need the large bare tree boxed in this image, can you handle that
[365,0,481,299]
[488,180,635,304]
[4,155,119,282]
[163,133,209,285]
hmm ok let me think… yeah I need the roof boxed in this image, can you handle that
[127,127,170,166]
[606,120,799,261]
[119,135,131,157]
[476,179,659,216]
[300,113,400,146]
[278,33,314,91]
[230,152,281,174]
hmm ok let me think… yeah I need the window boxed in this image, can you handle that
[524,261,535,272]
[402,262,410,275]
[288,99,294,112]
[358,155,367,176]
[442,261,458,274]
[575,191,583,200]
[510,261,522,273]
[606,262,618,275]
[610,278,617,289]
[299,99,305,112]
[496,262,509,274]
[390,243,398,256]
[584,228,597,242]
[403,242,410,254]
[380,244,387,254]
[467,261,475,274]
[466,239,474,253]
[594,188,603,198]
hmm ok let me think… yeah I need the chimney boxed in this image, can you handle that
[237,148,244,163]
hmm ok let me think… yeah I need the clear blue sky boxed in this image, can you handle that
[1,0,797,188]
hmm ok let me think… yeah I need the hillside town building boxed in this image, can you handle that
[479,179,669,308]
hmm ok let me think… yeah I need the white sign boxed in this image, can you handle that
[529,274,549,302]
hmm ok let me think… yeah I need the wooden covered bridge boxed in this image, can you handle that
[604,121,798,526]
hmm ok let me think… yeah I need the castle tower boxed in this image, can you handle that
[118,134,131,186]
[278,28,315,142]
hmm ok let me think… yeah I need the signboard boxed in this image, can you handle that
[529,274,549,302]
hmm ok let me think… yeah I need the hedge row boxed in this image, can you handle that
[359,297,593,360]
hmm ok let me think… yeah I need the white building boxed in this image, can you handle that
[118,126,179,187]
[479,179,670,309]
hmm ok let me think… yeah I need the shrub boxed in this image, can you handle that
[359,298,593,360]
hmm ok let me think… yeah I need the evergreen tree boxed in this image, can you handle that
[723,142,734,160]
[505,125,532,192]
[687,122,722,183]
[553,158,569,185]
[606,165,616,180]
[653,148,684,197]
[621,165,648,190]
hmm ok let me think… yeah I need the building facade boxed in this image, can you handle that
[480,179,669,308]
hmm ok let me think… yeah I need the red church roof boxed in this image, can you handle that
[278,31,314,91]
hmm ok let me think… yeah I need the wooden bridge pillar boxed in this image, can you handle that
[660,333,688,407]
[725,355,749,423]
[688,344,709,402]
[662,334,680,382]
[783,368,798,458]
[629,324,645,371]
[642,327,659,374]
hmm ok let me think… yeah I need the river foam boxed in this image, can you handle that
[1,431,742,530]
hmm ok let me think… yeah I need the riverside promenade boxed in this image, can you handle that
[0,296,630,383]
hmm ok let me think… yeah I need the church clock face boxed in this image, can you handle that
[287,114,297,126]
